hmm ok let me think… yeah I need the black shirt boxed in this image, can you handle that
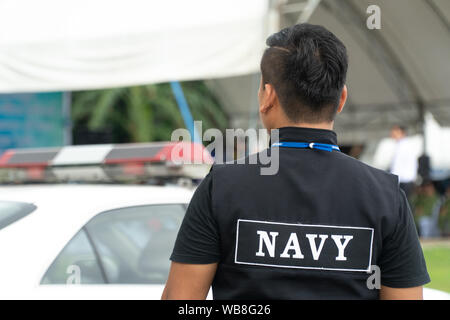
[170,127,430,299]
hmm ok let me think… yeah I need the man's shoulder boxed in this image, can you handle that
[210,149,400,191]
[210,151,268,172]
[335,151,399,185]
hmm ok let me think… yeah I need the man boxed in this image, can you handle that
[162,24,429,300]
[389,125,417,199]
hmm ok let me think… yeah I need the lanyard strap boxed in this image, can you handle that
[271,141,340,152]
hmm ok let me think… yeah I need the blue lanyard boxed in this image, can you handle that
[271,142,340,152]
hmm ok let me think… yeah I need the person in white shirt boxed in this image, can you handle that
[390,125,417,199]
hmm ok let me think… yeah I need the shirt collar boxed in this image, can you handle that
[271,127,338,145]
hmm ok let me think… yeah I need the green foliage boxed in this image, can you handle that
[72,81,229,143]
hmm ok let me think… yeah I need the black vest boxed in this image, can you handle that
[209,127,398,299]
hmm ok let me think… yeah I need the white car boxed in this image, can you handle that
[0,184,448,300]
[0,183,194,299]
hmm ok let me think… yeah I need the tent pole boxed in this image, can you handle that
[63,91,72,146]
[170,81,201,143]
[418,100,427,155]
[418,100,431,182]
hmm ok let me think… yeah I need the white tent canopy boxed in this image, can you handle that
[0,0,268,92]
[308,0,450,143]
[1,0,450,148]
[208,0,450,145]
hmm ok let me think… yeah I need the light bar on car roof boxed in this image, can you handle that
[0,147,61,167]
[0,142,213,183]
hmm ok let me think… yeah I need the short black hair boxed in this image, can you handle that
[260,23,348,123]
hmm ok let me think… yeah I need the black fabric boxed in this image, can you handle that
[170,127,430,300]
[399,182,414,200]
[170,174,220,264]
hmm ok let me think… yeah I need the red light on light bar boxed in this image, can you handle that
[103,142,213,165]
[156,142,213,164]
[0,150,15,167]
[26,167,45,180]
[122,162,145,175]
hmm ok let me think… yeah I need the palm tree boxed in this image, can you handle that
[72,81,228,144]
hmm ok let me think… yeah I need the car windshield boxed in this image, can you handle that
[0,201,36,230]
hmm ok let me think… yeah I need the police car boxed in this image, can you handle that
[0,141,213,299]
[0,184,193,299]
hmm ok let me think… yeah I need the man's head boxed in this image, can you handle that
[258,24,348,130]
[390,125,407,140]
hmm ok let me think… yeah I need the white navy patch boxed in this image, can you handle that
[235,219,374,272]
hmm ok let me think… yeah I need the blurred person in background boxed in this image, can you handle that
[389,125,417,199]
[438,186,450,237]
[411,181,439,235]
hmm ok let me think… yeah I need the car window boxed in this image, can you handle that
[41,204,186,285]
[0,201,36,231]
[85,204,186,284]
[41,229,105,284]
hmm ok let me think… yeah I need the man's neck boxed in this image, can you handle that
[274,121,334,131]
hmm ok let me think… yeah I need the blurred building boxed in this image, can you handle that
[0,92,70,153]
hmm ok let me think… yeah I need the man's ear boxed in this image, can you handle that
[260,83,277,114]
[336,85,347,114]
